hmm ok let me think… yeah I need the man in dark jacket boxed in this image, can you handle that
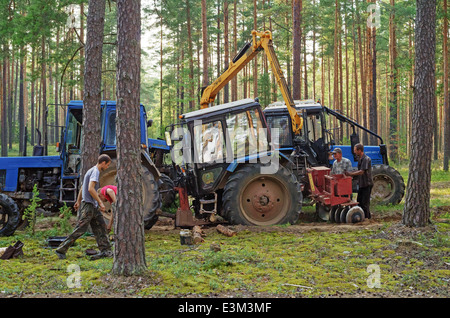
[345,143,373,219]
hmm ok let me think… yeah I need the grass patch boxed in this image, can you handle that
[0,164,448,297]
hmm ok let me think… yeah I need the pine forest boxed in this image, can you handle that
[0,0,449,168]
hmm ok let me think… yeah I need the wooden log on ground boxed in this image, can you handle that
[193,225,205,244]
[216,224,237,237]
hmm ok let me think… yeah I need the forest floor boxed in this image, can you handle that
[0,167,449,299]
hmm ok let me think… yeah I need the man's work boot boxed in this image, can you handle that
[89,250,113,261]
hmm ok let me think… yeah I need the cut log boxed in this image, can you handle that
[193,225,205,244]
[216,224,236,237]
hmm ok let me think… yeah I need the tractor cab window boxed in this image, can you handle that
[65,109,83,174]
[193,120,225,164]
[305,112,330,165]
[306,113,324,143]
[105,111,117,146]
[66,109,82,150]
[226,109,268,158]
[266,115,293,147]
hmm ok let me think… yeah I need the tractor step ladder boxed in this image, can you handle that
[199,193,218,214]
[59,177,78,203]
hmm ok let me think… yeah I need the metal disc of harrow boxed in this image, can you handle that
[345,206,365,223]
[334,206,344,223]
[317,203,330,221]
[329,206,338,223]
[339,206,350,223]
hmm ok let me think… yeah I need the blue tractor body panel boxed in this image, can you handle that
[0,156,63,192]
[148,138,170,151]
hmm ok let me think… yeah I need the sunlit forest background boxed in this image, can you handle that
[0,0,449,167]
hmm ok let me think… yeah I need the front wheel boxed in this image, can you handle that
[222,164,302,226]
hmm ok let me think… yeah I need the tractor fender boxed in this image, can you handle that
[141,150,161,181]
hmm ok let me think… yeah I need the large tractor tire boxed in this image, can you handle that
[371,164,405,205]
[158,173,176,208]
[99,159,161,230]
[0,193,21,236]
[222,164,302,226]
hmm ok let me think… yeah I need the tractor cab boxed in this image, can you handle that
[169,98,271,199]
[264,100,333,167]
[61,101,149,175]
[58,100,151,204]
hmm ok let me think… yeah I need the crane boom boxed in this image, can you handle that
[200,30,303,135]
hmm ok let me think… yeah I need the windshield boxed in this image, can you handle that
[193,120,225,164]
[266,115,293,147]
[226,108,269,158]
[306,113,324,143]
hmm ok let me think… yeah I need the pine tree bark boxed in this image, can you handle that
[333,0,340,135]
[389,0,398,161]
[231,0,238,101]
[201,0,209,88]
[18,53,25,154]
[186,0,195,111]
[30,49,35,145]
[224,0,229,103]
[1,58,6,157]
[41,36,47,155]
[81,0,105,178]
[369,24,377,145]
[292,0,302,100]
[443,0,449,171]
[403,0,436,227]
[253,0,258,98]
[113,0,147,275]
[54,29,60,144]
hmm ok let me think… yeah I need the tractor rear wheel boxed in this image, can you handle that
[371,164,405,205]
[0,193,20,236]
[222,164,302,226]
[99,159,161,230]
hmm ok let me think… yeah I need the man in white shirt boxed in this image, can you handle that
[55,154,112,260]
[331,148,352,175]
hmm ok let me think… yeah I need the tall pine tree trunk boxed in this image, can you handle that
[1,58,6,157]
[80,0,105,178]
[18,53,25,154]
[389,0,398,161]
[253,0,258,98]
[186,0,194,111]
[369,25,377,145]
[201,0,208,88]
[292,0,302,99]
[113,0,146,275]
[403,0,436,227]
[224,0,229,103]
[231,0,238,101]
[41,36,47,155]
[443,0,449,171]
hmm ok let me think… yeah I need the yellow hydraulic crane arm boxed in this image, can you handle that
[200,30,303,135]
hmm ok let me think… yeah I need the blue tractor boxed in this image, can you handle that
[264,100,405,211]
[0,101,161,236]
